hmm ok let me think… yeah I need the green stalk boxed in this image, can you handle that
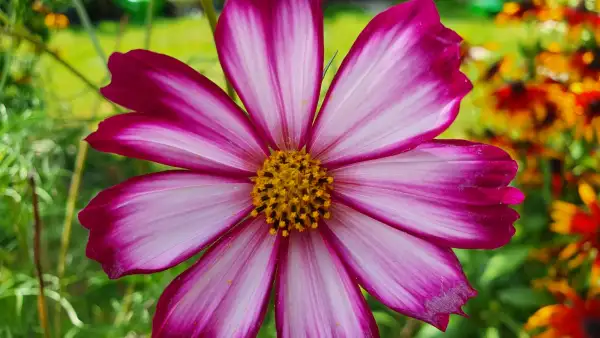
[0,0,18,96]
[53,139,88,336]
[0,28,115,107]
[71,0,107,66]
[53,17,129,335]
[30,175,51,338]
[0,9,9,24]
[199,0,219,34]
[198,0,236,100]
[11,199,29,264]
[399,318,419,338]
[144,0,155,49]
[0,42,15,95]
[496,311,530,338]
[114,282,135,326]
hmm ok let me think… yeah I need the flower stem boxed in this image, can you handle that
[71,0,107,66]
[496,311,530,338]
[199,0,218,34]
[53,18,128,335]
[0,0,17,96]
[0,28,118,110]
[144,0,155,49]
[54,139,88,336]
[30,174,51,338]
[399,318,419,338]
[114,282,135,326]
[0,10,9,24]
[198,0,236,100]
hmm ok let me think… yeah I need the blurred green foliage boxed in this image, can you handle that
[113,0,165,23]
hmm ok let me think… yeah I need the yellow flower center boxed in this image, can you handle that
[250,150,333,237]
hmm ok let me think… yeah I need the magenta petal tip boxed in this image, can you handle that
[502,187,525,205]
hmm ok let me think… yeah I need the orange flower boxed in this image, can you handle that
[551,183,600,281]
[569,80,600,141]
[566,171,600,190]
[494,81,548,115]
[527,100,570,143]
[559,3,600,40]
[478,55,526,84]
[564,3,600,29]
[459,41,495,68]
[542,154,600,198]
[552,183,600,238]
[478,58,517,87]
[574,90,600,123]
[518,151,565,190]
[526,281,600,338]
[496,0,546,22]
[32,1,47,13]
[489,81,567,138]
[459,41,471,65]
[44,13,69,30]
[480,59,505,82]
[535,49,571,84]
[570,47,600,81]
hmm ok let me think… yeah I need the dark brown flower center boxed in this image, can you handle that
[586,99,600,121]
[583,317,600,338]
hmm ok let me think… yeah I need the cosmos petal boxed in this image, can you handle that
[86,113,261,177]
[79,171,253,278]
[332,140,520,249]
[322,204,476,331]
[215,0,323,149]
[152,217,279,338]
[308,0,471,167]
[100,49,268,170]
[275,230,378,338]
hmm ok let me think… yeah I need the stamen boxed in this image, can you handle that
[250,150,334,236]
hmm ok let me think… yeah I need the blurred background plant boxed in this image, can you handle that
[458,0,600,337]
[2,0,600,337]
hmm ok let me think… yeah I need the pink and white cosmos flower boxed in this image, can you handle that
[80,0,524,336]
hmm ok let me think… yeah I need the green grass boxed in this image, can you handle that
[41,8,528,133]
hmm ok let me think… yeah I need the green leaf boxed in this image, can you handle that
[521,213,548,233]
[469,0,504,15]
[454,249,471,265]
[415,322,444,338]
[479,246,530,285]
[373,311,398,328]
[569,141,585,160]
[498,287,553,308]
[485,327,501,338]
[415,316,469,338]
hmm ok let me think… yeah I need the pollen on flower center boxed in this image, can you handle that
[250,150,333,237]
